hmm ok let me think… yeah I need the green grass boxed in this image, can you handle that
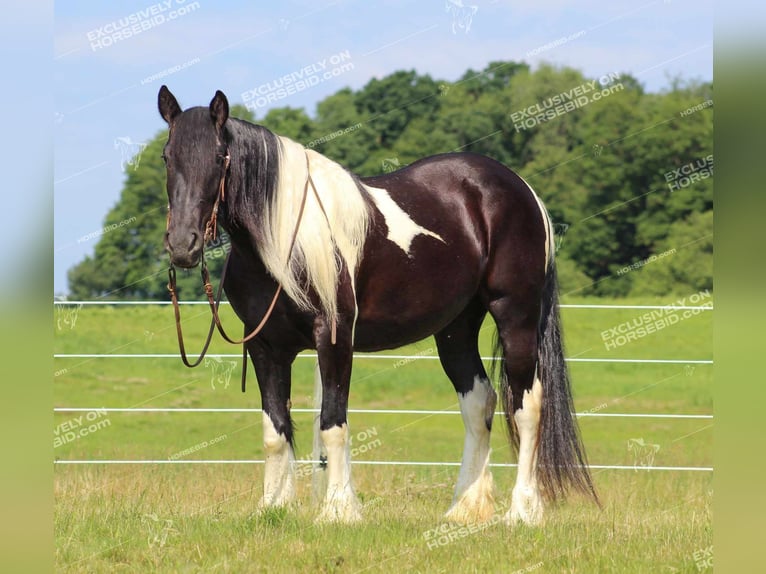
[54,466,711,573]
[54,296,712,572]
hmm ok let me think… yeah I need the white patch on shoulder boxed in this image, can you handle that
[362,184,444,255]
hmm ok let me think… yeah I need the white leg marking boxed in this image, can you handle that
[445,376,497,524]
[363,184,445,255]
[260,411,295,507]
[506,376,544,526]
[316,423,362,523]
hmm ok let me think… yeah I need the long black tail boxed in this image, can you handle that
[536,263,598,503]
[496,262,599,505]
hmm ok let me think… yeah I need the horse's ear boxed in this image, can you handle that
[209,90,229,132]
[158,85,182,124]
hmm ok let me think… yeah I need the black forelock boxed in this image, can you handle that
[170,107,220,150]
[218,117,282,232]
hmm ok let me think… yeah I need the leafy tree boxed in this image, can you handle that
[632,84,713,251]
[311,88,380,172]
[66,67,712,300]
[354,70,442,172]
[259,107,315,143]
[68,135,174,300]
[458,60,530,97]
[629,210,713,296]
[537,75,712,296]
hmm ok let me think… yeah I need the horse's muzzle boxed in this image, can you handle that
[165,230,203,268]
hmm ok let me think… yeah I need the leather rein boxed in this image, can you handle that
[166,150,326,392]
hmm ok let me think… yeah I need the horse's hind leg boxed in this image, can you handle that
[487,296,544,525]
[436,299,497,524]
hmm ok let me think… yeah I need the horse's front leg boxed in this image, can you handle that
[314,283,362,523]
[248,341,297,508]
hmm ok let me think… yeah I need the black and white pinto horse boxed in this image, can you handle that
[158,86,597,524]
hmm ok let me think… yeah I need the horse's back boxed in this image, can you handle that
[363,152,536,206]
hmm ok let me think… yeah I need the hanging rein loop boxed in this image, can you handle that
[167,259,227,368]
[167,151,336,389]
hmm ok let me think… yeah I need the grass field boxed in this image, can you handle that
[53,294,713,573]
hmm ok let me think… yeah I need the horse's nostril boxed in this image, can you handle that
[189,232,198,251]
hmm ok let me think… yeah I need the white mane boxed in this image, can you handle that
[257,136,370,323]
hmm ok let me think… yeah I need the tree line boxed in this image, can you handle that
[68,60,712,300]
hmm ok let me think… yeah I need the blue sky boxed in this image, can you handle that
[53,0,713,295]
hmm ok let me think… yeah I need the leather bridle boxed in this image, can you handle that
[166,150,333,391]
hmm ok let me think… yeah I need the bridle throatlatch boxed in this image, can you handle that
[167,151,336,392]
[203,152,230,244]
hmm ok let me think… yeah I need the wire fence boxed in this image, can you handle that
[52,460,712,472]
[54,301,715,311]
[53,353,712,364]
[53,301,713,471]
[53,407,713,419]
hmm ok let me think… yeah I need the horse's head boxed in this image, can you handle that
[158,85,230,268]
